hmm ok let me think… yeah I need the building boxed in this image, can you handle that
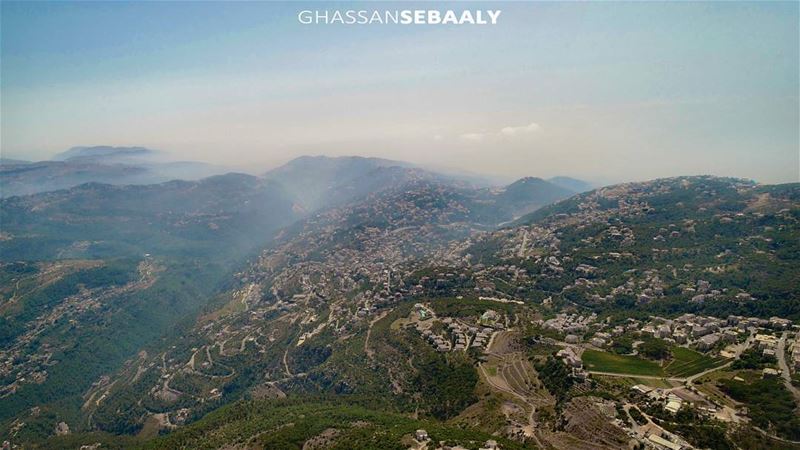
[769,317,791,329]
[415,429,429,441]
[481,440,499,450]
[697,334,720,351]
[755,334,778,350]
[648,434,684,450]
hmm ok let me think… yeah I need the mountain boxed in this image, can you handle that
[262,155,418,211]
[547,176,594,193]
[262,155,514,212]
[0,158,31,166]
[494,177,575,218]
[0,146,228,198]
[51,146,158,163]
[3,169,798,449]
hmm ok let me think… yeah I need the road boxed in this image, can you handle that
[586,370,685,383]
[776,332,800,403]
[517,230,529,258]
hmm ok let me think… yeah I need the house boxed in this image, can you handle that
[697,334,720,351]
[481,439,499,450]
[656,325,671,339]
[755,334,778,349]
[415,429,429,441]
[722,330,738,343]
[557,348,582,368]
[769,317,791,329]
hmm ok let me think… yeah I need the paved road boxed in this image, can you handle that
[586,370,686,383]
[776,332,800,403]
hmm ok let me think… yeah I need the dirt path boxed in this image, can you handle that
[479,363,543,447]
[187,350,197,370]
[364,310,389,359]
[283,347,292,377]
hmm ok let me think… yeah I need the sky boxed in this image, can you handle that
[1,1,798,184]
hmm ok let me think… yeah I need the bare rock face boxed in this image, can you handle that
[249,382,287,400]
[54,421,70,436]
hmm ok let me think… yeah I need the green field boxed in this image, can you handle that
[664,347,727,377]
[582,350,665,376]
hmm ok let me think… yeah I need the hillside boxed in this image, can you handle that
[0,174,302,436]
[2,175,798,450]
[263,155,426,211]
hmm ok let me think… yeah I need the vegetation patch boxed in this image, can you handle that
[664,347,727,377]
[718,377,800,441]
[582,350,665,377]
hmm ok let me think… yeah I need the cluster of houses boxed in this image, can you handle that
[413,305,496,353]
[651,314,728,347]
[555,347,587,379]
[542,312,598,334]
[637,313,793,354]
[421,329,452,353]
[792,333,800,371]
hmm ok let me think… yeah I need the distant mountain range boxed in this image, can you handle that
[1,147,593,205]
[0,146,228,197]
[1,153,583,262]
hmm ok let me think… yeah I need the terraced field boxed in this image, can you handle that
[581,350,665,377]
[664,347,727,377]
[498,358,551,404]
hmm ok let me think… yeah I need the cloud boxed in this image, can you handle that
[459,121,541,142]
[500,122,541,136]
[459,133,486,142]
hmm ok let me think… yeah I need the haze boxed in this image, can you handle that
[1,1,798,184]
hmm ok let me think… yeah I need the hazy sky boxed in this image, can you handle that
[2,1,798,184]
